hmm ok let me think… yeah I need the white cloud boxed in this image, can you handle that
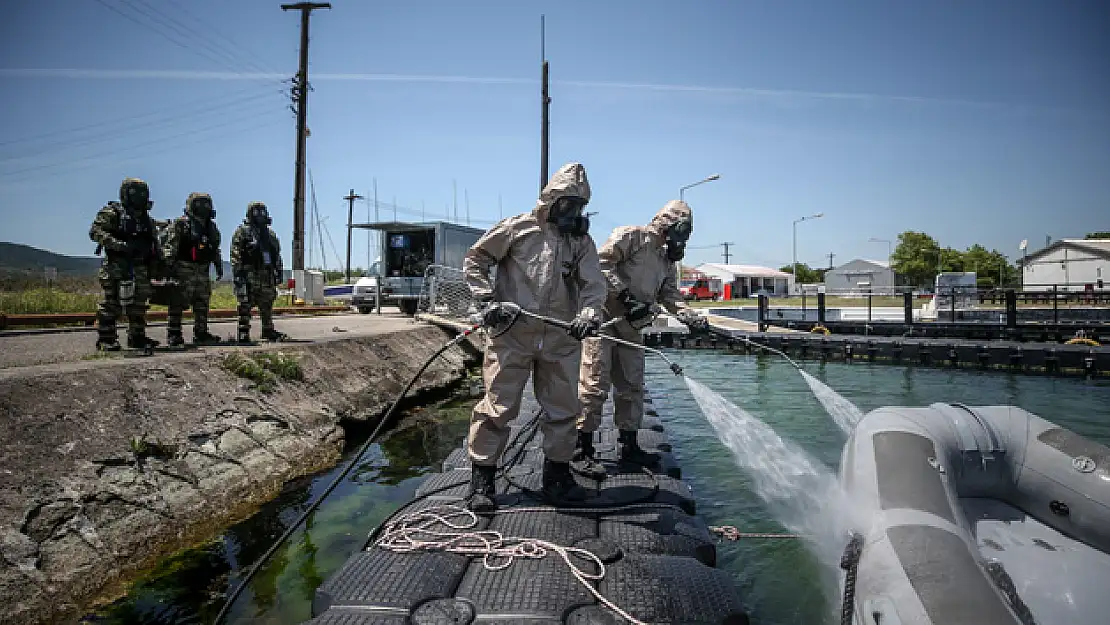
[0,68,1059,112]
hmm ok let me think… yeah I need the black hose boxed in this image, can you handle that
[213,324,480,624]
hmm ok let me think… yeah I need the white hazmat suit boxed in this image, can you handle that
[576,200,699,472]
[464,163,608,508]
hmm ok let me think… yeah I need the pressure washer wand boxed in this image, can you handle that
[506,305,685,376]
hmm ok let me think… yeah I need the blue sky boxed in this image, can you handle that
[1,0,1107,272]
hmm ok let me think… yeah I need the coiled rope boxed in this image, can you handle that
[374,503,649,625]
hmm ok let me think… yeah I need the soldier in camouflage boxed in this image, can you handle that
[88,177,161,351]
[231,201,288,343]
[163,192,224,346]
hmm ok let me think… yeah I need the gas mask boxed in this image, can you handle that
[247,202,271,227]
[665,219,692,262]
[548,196,590,237]
[120,178,152,212]
[188,195,214,221]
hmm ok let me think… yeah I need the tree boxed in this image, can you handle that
[779,263,825,284]
[1086,232,1110,240]
[891,231,942,287]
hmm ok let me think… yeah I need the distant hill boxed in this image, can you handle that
[0,242,232,280]
[0,242,101,276]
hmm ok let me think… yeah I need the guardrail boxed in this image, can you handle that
[0,306,351,331]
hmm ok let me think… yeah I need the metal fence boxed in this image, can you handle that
[418,264,477,321]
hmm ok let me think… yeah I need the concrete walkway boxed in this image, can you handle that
[705,312,801,334]
[0,312,421,371]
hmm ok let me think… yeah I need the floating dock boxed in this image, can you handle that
[647,327,1110,378]
[302,388,749,625]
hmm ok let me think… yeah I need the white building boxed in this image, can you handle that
[696,263,794,298]
[824,259,897,294]
[1019,239,1110,292]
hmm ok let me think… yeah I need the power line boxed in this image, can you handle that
[0,91,279,163]
[92,0,249,78]
[161,0,287,77]
[109,0,288,92]
[0,84,277,149]
[0,108,287,181]
[0,114,286,191]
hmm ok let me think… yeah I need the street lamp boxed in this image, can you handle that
[792,213,824,290]
[679,173,721,201]
[868,237,892,266]
[676,174,721,285]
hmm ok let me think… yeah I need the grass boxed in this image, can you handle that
[0,288,103,314]
[1,283,346,316]
[221,351,303,393]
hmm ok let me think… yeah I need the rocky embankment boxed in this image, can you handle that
[0,324,476,625]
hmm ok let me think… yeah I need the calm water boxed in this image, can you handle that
[91,354,1110,625]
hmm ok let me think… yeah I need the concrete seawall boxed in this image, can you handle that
[0,320,477,625]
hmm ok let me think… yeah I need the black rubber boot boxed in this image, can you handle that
[542,459,589,505]
[127,333,160,351]
[96,338,121,352]
[570,431,608,480]
[166,330,185,348]
[467,465,497,513]
[261,328,288,342]
[619,429,660,466]
[193,330,222,345]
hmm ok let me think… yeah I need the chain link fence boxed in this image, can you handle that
[418,264,478,321]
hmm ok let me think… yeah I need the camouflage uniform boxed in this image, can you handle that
[230,201,286,342]
[163,192,224,345]
[88,177,160,351]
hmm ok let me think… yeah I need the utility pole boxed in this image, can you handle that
[827,252,836,269]
[281,1,330,272]
[453,180,458,223]
[392,196,397,222]
[539,15,550,191]
[498,193,503,219]
[343,188,363,282]
[464,189,470,226]
[721,242,734,264]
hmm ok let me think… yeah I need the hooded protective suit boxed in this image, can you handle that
[578,200,695,434]
[464,163,608,467]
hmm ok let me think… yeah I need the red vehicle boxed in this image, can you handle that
[680,277,722,301]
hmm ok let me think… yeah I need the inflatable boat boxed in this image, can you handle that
[839,403,1110,625]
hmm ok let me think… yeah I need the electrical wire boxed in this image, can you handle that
[0,91,280,164]
[0,109,287,184]
[0,84,279,149]
[164,0,284,77]
[91,0,251,78]
[133,0,284,79]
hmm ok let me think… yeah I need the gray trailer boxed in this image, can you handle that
[358,221,485,315]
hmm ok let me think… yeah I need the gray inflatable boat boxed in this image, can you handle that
[838,403,1110,625]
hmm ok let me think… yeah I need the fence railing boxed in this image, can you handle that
[418,264,477,321]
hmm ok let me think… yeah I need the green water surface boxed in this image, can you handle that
[90,353,1110,625]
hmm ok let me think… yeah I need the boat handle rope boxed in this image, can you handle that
[839,532,865,625]
[708,525,800,540]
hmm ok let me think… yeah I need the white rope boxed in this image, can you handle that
[372,503,649,625]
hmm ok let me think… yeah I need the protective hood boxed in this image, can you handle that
[648,200,693,237]
[533,162,591,222]
[186,192,214,219]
